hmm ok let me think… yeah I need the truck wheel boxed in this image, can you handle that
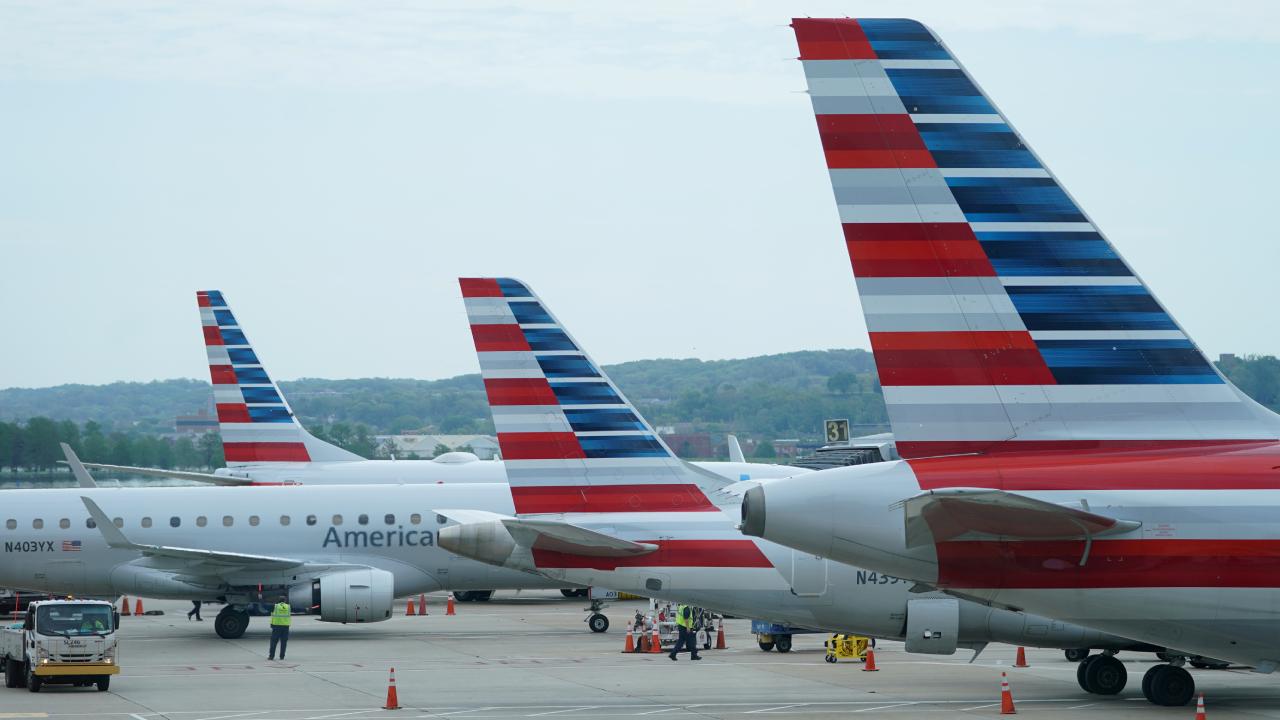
[757,640,775,652]
[25,662,41,693]
[4,659,21,688]
[774,635,793,653]
[214,607,250,639]
[96,676,110,692]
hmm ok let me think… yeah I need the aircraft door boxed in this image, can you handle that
[790,550,828,597]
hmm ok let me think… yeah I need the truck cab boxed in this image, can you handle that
[1,599,119,692]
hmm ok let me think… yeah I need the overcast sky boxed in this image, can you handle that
[2,1,1278,389]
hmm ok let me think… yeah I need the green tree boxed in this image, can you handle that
[25,417,61,471]
[107,432,133,465]
[753,440,777,459]
[197,432,223,469]
[826,372,858,395]
[432,443,452,458]
[174,435,199,468]
[82,422,109,463]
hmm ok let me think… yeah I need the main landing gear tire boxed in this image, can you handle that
[758,640,775,652]
[1143,664,1195,706]
[588,613,609,633]
[1076,654,1126,695]
[774,635,793,653]
[214,607,250,639]
[1064,648,1089,662]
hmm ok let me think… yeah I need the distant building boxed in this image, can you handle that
[375,434,500,460]
[174,409,218,435]
[659,432,712,459]
[772,439,800,459]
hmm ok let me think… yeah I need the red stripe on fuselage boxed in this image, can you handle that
[533,539,770,571]
[937,538,1280,589]
[471,324,530,352]
[459,278,503,297]
[511,484,717,514]
[484,378,558,406]
[496,432,585,461]
[844,223,996,277]
[792,18,876,60]
[906,440,1280,490]
[223,442,311,463]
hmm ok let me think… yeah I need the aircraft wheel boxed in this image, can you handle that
[1076,655,1097,692]
[1064,648,1089,662]
[774,635,793,653]
[214,607,250,639]
[758,640,775,652]
[1143,664,1195,706]
[1083,653,1127,695]
[588,613,609,633]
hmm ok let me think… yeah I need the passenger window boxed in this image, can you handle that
[141,517,152,528]
[384,514,395,525]
[196,516,207,527]
[86,518,96,529]
[280,515,290,526]
[113,518,123,528]
[59,519,69,530]
[5,519,14,530]
[306,515,317,526]
[409,513,421,525]
[332,514,343,526]
[170,517,181,528]
[358,514,369,526]
[222,516,234,527]
[249,515,260,527]
[32,519,43,530]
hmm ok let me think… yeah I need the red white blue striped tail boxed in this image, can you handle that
[792,19,1280,459]
[460,278,728,515]
[197,291,361,466]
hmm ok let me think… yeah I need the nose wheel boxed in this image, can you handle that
[1142,664,1195,706]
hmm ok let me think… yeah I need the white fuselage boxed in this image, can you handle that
[749,458,1280,670]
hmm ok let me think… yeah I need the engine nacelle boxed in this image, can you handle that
[438,520,518,567]
[290,569,395,624]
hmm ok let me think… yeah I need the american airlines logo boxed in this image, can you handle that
[322,526,434,549]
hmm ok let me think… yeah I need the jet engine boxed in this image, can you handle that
[437,519,518,567]
[289,568,394,624]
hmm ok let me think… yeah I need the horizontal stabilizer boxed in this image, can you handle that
[901,488,1140,549]
[67,462,253,486]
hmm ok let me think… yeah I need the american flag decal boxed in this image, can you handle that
[61,540,81,552]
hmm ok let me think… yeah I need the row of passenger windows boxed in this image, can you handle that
[4,513,426,531]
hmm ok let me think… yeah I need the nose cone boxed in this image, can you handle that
[740,485,767,538]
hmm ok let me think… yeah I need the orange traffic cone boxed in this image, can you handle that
[715,618,727,650]
[1014,646,1029,668]
[418,594,427,616]
[446,596,456,616]
[383,667,400,710]
[862,647,879,671]
[134,598,144,615]
[649,624,663,654]
[120,597,131,616]
[622,622,635,653]
[1194,693,1206,720]
[1000,672,1016,715]
[406,600,416,616]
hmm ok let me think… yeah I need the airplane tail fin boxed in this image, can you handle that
[197,291,362,465]
[792,18,1280,458]
[459,278,728,514]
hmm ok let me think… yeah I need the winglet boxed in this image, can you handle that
[727,435,746,463]
[79,497,134,549]
[61,444,97,488]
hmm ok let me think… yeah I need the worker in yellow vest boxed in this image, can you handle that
[268,596,291,661]
[668,603,702,662]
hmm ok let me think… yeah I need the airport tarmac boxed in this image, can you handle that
[3,592,1279,719]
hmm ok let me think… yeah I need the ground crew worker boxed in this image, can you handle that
[668,603,701,662]
[268,597,291,661]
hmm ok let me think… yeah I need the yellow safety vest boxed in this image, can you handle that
[270,602,292,627]
[674,604,691,629]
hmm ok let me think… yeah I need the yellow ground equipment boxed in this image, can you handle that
[824,634,869,663]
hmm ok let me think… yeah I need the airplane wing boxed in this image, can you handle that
[81,496,304,572]
[65,462,254,486]
[901,488,1141,553]
[436,509,657,559]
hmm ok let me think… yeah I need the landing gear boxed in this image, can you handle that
[1189,656,1229,670]
[214,606,250,639]
[1142,664,1195,706]
[453,590,494,602]
[1064,648,1089,662]
[1075,653,1126,695]
[561,588,589,598]
[588,613,609,633]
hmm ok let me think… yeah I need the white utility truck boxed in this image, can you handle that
[2,599,119,692]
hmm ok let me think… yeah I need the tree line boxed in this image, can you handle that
[0,419,225,472]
